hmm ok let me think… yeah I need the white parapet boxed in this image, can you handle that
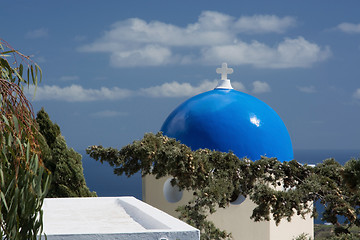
[42,196,200,240]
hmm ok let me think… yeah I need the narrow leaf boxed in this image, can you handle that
[1,192,9,211]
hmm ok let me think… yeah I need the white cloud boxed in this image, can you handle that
[77,11,329,68]
[91,110,128,118]
[234,15,296,34]
[140,80,246,97]
[26,28,48,39]
[297,85,317,93]
[231,81,247,92]
[353,89,360,99]
[79,11,251,51]
[201,37,331,68]
[28,85,132,102]
[252,81,271,93]
[26,80,248,102]
[59,75,80,81]
[140,80,215,97]
[336,22,360,33]
[110,45,172,67]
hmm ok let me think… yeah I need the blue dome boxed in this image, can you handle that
[161,89,293,162]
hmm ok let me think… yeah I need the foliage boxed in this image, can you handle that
[314,224,334,239]
[87,132,360,240]
[329,233,359,240]
[0,39,41,88]
[293,233,312,240]
[1,39,49,239]
[0,113,50,239]
[36,108,60,149]
[36,108,96,197]
[315,224,360,240]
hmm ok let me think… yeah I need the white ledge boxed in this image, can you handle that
[42,196,200,240]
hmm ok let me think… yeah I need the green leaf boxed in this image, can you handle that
[0,167,4,185]
[19,64,23,77]
[2,114,9,126]
[1,191,9,211]
[0,58,11,70]
[31,65,35,83]
[7,132,13,147]
[27,68,30,84]
[12,114,19,134]
[26,140,30,164]
[16,137,23,155]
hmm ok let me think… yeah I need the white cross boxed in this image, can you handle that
[216,63,233,80]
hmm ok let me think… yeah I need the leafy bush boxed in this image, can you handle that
[0,114,50,239]
[36,108,96,197]
[87,132,360,240]
[1,39,48,239]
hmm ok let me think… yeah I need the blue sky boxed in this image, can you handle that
[2,0,360,152]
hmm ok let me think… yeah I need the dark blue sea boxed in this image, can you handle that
[80,149,360,224]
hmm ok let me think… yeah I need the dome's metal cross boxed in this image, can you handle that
[216,63,233,80]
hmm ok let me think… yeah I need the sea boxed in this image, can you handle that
[80,149,360,224]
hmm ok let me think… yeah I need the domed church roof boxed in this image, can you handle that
[161,63,293,162]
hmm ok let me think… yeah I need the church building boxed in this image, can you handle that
[143,63,313,240]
